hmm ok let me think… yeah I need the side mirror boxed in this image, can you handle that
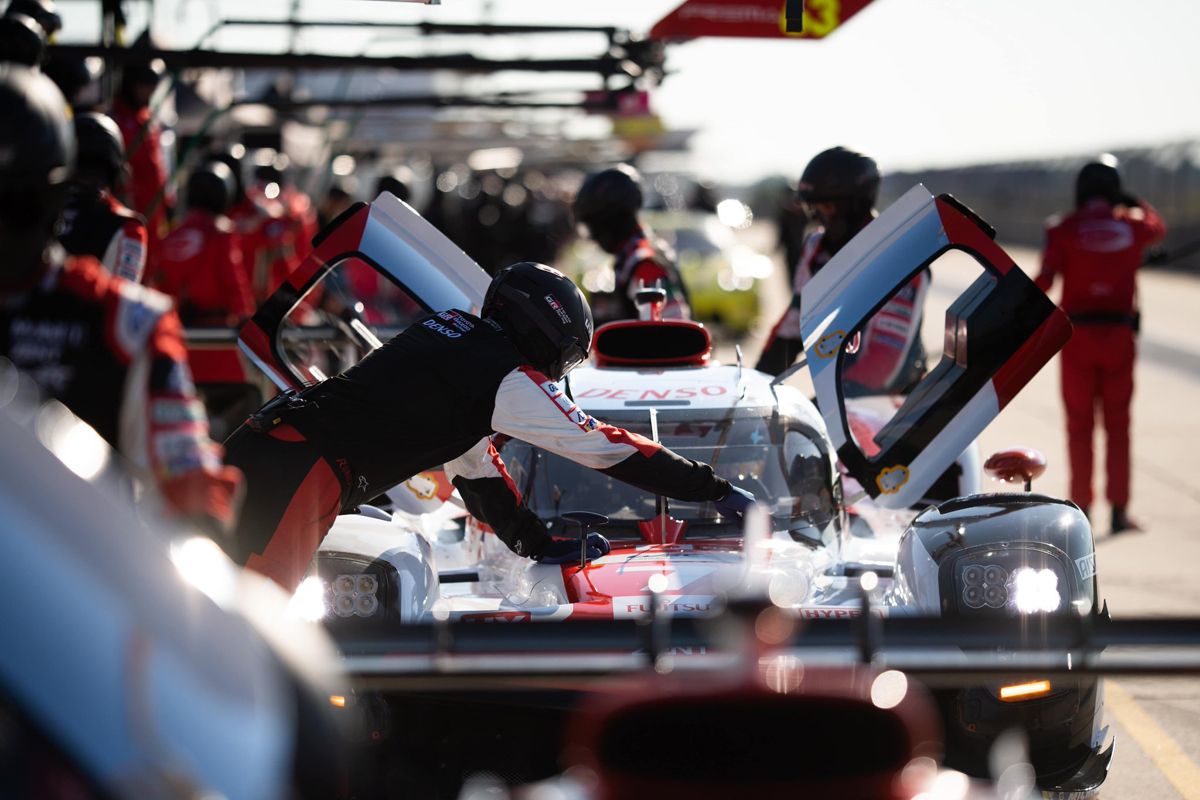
[983,448,1047,492]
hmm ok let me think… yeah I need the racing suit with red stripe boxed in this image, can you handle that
[756,229,928,393]
[590,229,691,326]
[58,185,149,283]
[224,308,731,592]
[1036,198,1166,510]
[111,99,172,246]
[151,209,255,326]
[0,254,243,534]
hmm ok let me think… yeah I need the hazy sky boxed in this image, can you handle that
[69,0,1200,184]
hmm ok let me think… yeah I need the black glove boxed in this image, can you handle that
[536,533,611,565]
[714,485,756,520]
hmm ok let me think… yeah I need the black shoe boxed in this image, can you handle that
[1111,507,1144,535]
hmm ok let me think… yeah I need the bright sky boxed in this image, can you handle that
[72,0,1200,184]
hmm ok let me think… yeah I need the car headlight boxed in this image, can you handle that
[952,548,1069,615]
[288,558,392,622]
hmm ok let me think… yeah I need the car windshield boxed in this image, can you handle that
[499,407,838,541]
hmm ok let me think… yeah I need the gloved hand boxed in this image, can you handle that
[714,485,756,520]
[536,532,612,565]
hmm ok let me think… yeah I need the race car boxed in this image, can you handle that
[239,187,1108,795]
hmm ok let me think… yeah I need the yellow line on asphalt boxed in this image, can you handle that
[1106,680,1200,800]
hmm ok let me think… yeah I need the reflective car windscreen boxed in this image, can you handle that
[499,408,840,540]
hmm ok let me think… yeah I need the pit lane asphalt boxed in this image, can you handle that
[723,232,1200,799]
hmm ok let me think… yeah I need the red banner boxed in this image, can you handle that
[649,0,874,41]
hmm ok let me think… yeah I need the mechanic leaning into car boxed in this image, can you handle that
[1036,156,1166,534]
[0,65,243,536]
[223,262,755,593]
[572,163,691,327]
[756,146,929,397]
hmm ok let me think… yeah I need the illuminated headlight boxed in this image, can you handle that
[953,550,1067,615]
[289,570,384,620]
[331,573,380,618]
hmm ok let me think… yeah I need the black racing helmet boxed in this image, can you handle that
[797,146,880,250]
[1075,154,1122,208]
[0,12,44,66]
[206,146,247,202]
[797,146,880,208]
[573,164,642,248]
[186,160,236,216]
[0,64,73,275]
[5,0,60,37]
[73,112,125,185]
[482,262,594,381]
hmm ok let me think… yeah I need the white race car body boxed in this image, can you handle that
[242,186,1109,793]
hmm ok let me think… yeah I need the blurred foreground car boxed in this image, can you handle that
[0,369,350,800]
[239,187,1106,796]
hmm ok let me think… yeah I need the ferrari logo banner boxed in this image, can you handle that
[649,0,873,41]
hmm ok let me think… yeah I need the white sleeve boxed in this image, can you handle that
[444,436,504,482]
[490,366,660,470]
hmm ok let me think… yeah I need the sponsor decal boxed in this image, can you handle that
[405,472,439,500]
[876,464,910,495]
[436,310,475,332]
[1075,553,1097,581]
[796,606,863,619]
[539,379,601,432]
[422,318,462,339]
[613,595,716,619]
[154,430,215,475]
[151,398,207,426]
[544,293,571,324]
[575,385,728,400]
[815,329,846,359]
[462,611,531,623]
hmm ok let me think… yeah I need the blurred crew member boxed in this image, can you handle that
[256,158,318,263]
[1036,156,1166,534]
[111,58,173,244]
[0,65,241,535]
[224,263,754,592]
[0,12,43,66]
[58,112,148,282]
[151,161,253,326]
[3,0,58,40]
[209,146,294,302]
[573,164,690,326]
[317,182,353,230]
[756,146,929,395]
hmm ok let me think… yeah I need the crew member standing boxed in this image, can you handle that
[0,65,241,536]
[224,262,755,592]
[58,112,148,282]
[151,160,253,326]
[111,58,173,246]
[1037,156,1166,533]
[572,164,690,326]
[756,146,928,396]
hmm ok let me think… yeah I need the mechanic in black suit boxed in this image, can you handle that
[224,262,756,592]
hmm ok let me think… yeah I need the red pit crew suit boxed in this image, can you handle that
[0,255,242,532]
[58,185,148,283]
[757,230,928,392]
[231,194,297,304]
[151,209,255,326]
[590,229,691,326]
[1036,198,1166,510]
[224,309,731,592]
[111,98,172,245]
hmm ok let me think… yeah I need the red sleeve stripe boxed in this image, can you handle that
[487,442,522,503]
[517,365,660,458]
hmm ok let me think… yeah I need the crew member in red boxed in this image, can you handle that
[209,146,295,303]
[151,160,254,326]
[572,164,691,326]
[1036,155,1166,534]
[255,158,318,265]
[58,112,148,282]
[111,59,173,248]
[756,146,929,395]
[0,65,241,536]
[223,263,755,593]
